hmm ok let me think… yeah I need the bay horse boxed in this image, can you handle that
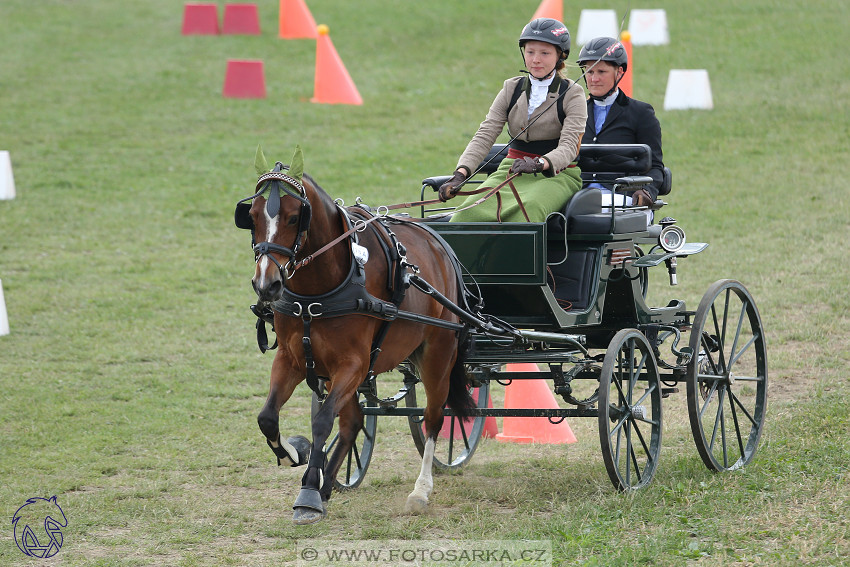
[235,146,474,524]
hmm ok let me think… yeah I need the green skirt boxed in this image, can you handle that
[450,160,582,223]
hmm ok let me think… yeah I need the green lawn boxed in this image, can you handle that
[1,0,848,565]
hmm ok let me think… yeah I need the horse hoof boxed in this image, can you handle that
[293,504,327,525]
[404,496,429,515]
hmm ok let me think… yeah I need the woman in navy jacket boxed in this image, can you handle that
[577,37,664,206]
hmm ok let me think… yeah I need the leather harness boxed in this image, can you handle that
[252,205,475,401]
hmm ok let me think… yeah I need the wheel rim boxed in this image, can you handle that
[312,393,377,491]
[598,329,662,491]
[405,368,489,470]
[687,280,768,472]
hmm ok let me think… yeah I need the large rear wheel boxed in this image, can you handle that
[687,279,768,472]
[598,328,663,491]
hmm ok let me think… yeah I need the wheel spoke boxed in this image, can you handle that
[699,380,721,419]
[727,300,748,369]
[632,382,655,409]
[610,410,628,437]
[627,421,642,484]
[630,416,652,458]
[728,386,746,460]
[729,334,757,368]
[728,389,758,428]
[708,386,727,453]
[625,420,634,484]
[326,433,339,454]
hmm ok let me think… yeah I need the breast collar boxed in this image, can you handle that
[270,205,406,322]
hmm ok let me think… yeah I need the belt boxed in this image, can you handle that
[506,147,577,168]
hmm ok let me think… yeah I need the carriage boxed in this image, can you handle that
[236,142,767,522]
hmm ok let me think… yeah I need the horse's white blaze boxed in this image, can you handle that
[257,207,279,287]
[408,437,436,504]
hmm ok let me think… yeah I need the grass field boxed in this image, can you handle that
[1,0,848,565]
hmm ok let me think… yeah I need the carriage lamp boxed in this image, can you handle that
[658,217,686,253]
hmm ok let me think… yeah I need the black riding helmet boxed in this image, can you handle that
[518,18,571,60]
[576,36,628,71]
[576,36,628,100]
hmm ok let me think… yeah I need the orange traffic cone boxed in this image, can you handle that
[279,0,318,39]
[181,3,219,35]
[496,363,577,444]
[531,0,563,22]
[223,59,266,98]
[311,25,363,105]
[223,3,261,35]
[619,30,633,97]
[438,389,499,440]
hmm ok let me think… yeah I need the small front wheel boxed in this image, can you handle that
[598,328,663,491]
[687,279,768,472]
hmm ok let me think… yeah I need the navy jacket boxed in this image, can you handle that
[584,90,664,200]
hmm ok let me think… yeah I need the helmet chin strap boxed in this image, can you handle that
[586,68,624,101]
[518,46,560,80]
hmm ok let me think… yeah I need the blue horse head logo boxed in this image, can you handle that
[12,496,68,558]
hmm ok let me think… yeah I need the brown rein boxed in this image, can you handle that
[287,172,530,276]
[384,172,530,222]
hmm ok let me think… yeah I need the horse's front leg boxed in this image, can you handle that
[320,393,363,502]
[292,386,341,524]
[257,350,311,468]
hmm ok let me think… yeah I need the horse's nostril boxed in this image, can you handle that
[267,280,283,299]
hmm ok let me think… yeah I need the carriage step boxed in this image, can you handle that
[661,387,679,398]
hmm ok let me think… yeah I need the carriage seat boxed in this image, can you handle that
[421,143,668,234]
[548,143,664,235]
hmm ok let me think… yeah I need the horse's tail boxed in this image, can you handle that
[445,333,475,420]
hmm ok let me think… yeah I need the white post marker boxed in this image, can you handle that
[628,9,669,45]
[664,69,713,110]
[0,151,15,200]
[0,279,9,336]
[576,10,619,46]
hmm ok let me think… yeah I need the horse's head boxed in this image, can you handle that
[235,146,311,303]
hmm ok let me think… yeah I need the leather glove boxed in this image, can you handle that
[631,189,653,207]
[438,170,467,202]
[510,156,544,174]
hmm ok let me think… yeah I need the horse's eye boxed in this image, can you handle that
[287,215,299,226]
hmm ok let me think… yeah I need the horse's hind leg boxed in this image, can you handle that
[405,367,452,514]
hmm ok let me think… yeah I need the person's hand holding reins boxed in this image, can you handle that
[510,156,544,175]
[631,189,653,207]
[438,169,468,202]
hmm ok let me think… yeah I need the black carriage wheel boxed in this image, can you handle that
[311,392,377,492]
[405,368,489,471]
[598,328,663,491]
[687,279,768,472]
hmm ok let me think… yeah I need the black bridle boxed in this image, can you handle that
[236,163,312,279]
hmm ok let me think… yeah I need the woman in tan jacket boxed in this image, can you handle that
[439,18,587,222]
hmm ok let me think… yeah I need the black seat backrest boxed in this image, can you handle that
[577,143,652,184]
[478,144,510,175]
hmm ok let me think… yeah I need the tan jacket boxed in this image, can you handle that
[457,75,587,175]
